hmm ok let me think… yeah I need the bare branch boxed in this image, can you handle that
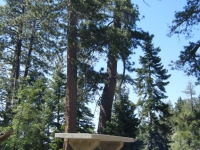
[143,0,150,6]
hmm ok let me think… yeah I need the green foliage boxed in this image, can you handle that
[0,0,65,127]
[171,82,200,149]
[45,62,66,150]
[0,77,49,150]
[77,95,95,133]
[77,63,96,133]
[0,0,66,77]
[170,41,200,84]
[169,0,200,37]
[169,0,200,84]
[105,87,140,150]
[135,35,172,150]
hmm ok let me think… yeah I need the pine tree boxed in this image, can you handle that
[171,82,200,149]
[0,76,49,150]
[135,34,172,150]
[77,89,95,133]
[169,0,200,83]
[45,62,66,150]
[182,81,196,111]
[0,0,59,78]
[77,67,96,133]
[0,0,64,126]
[105,86,140,150]
[45,58,95,149]
[97,0,140,134]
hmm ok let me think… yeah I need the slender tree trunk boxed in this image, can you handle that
[3,27,23,126]
[14,39,22,79]
[63,0,78,149]
[24,31,34,77]
[148,111,153,150]
[13,4,24,80]
[97,2,121,134]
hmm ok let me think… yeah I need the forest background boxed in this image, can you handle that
[0,0,200,150]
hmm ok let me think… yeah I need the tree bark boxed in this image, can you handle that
[12,38,22,80]
[0,128,13,143]
[24,31,34,77]
[12,5,24,80]
[63,0,78,149]
[97,2,121,134]
[97,52,117,134]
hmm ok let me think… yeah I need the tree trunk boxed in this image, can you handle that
[97,2,121,134]
[3,29,23,126]
[63,0,78,149]
[13,5,24,80]
[24,31,34,77]
[13,38,22,79]
[97,52,117,134]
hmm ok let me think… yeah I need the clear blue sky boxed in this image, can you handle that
[0,1,4,5]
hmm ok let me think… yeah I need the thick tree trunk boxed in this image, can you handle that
[97,52,117,134]
[63,0,78,150]
[97,3,121,134]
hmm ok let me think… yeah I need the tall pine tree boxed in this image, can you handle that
[135,34,172,150]
[97,0,140,134]
[0,76,49,150]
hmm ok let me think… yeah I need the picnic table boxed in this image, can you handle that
[55,133,134,150]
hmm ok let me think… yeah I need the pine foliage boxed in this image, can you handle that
[169,0,200,84]
[105,86,140,150]
[136,34,172,150]
[171,82,200,149]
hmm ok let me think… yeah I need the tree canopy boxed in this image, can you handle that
[169,0,200,84]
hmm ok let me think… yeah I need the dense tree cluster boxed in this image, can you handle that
[0,0,199,150]
[170,82,200,150]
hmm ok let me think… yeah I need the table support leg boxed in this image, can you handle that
[69,139,100,150]
[98,141,123,150]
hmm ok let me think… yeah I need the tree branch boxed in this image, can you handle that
[0,128,13,143]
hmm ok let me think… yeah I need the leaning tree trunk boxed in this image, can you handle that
[97,51,117,134]
[63,0,78,150]
[97,2,121,134]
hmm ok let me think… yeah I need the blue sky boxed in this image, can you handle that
[0,1,4,5]
[130,0,200,103]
